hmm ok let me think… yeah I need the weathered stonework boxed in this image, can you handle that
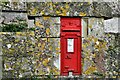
[0,1,119,79]
[35,17,60,37]
[1,1,27,11]
[0,12,28,32]
[0,31,60,78]
[26,2,120,17]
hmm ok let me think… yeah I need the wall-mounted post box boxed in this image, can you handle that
[60,18,82,76]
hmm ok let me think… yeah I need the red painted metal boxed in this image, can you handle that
[60,18,82,76]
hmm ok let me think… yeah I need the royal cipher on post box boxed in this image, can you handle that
[60,18,82,76]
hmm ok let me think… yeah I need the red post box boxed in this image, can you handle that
[60,18,82,76]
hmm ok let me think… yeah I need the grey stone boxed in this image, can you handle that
[0,56,2,79]
[26,2,120,17]
[1,1,27,11]
[82,18,88,38]
[104,18,119,33]
[28,20,35,28]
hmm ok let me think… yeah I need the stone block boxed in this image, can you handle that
[1,1,27,11]
[35,17,60,37]
[1,12,28,32]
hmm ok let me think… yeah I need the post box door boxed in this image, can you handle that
[61,34,81,76]
[60,18,81,76]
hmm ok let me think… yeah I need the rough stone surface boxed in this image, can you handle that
[1,32,60,78]
[0,1,119,79]
[1,1,119,17]
[27,2,90,16]
[0,56,2,79]
[104,18,119,33]
[1,1,27,11]
[26,2,120,17]
[0,12,28,32]
[91,2,120,17]
[35,17,60,37]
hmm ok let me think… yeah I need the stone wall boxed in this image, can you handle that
[0,1,119,79]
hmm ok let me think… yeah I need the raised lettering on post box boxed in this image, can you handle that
[60,18,82,76]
